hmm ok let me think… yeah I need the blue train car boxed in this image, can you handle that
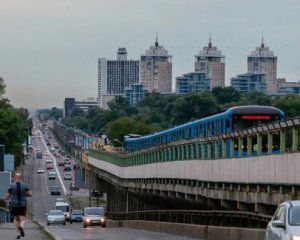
[124,106,285,155]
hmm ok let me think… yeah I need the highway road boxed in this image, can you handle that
[27,120,200,240]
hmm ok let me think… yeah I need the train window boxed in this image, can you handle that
[207,122,211,136]
[199,124,203,137]
[226,119,231,129]
[215,120,219,134]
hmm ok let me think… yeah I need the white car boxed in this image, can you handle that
[44,151,50,156]
[265,200,300,240]
[47,210,66,225]
[64,172,72,180]
[37,168,45,174]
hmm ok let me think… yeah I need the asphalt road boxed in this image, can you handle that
[27,120,200,240]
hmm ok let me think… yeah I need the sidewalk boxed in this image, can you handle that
[0,219,51,240]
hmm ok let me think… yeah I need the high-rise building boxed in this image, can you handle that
[125,83,148,107]
[176,72,211,94]
[98,48,140,109]
[230,72,267,95]
[140,37,172,94]
[247,38,277,93]
[194,37,225,88]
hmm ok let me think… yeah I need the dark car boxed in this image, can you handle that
[70,209,83,223]
[82,207,106,228]
[64,165,71,171]
[58,160,65,166]
[73,164,80,170]
[50,186,61,195]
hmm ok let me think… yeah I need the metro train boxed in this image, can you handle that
[123,105,285,153]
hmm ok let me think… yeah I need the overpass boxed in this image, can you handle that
[52,118,300,230]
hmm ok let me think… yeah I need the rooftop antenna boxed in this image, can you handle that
[208,32,212,48]
[155,32,159,47]
[261,34,265,48]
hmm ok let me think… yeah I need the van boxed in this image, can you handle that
[55,201,70,221]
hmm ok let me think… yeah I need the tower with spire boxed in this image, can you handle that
[194,37,225,88]
[247,37,277,93]
[140,36,172,94]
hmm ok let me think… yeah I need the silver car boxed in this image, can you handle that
[265,200,300,240]
[47,210,66,225]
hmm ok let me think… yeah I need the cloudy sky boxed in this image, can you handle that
[0,0,299,109]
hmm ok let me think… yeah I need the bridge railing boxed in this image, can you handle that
[0,207,11,223]
[107,209,271,228]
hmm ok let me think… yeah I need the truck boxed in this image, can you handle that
[55,201,70,221]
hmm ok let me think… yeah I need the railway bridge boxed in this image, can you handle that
[78,118,300,217]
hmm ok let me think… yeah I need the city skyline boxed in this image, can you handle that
[0,0,299,109]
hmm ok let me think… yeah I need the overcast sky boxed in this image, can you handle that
[0,0,299,109]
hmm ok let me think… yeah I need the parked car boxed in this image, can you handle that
[64,172,72,180]
[264,200,300,240]
[82,207,106,228]
[47,210,66,225]
[50,186,61,195]
[70,209,84,223]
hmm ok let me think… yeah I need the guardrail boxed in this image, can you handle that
[107,210,272,229]
[0,207,11,223]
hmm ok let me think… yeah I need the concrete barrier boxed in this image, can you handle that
[116,220,266,240]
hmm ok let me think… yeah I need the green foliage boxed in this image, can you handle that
[272,94,300,118]
[244,91,272,105]
[49,107,63,120]
[106,117,151,145]
[212,86,241,105]
[171,92,219,125]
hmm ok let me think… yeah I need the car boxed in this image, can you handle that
[55,198,65,203]
[44,151,50,156]
[58,160,65,166]
[64,158,71,165]
[48,171,56,180]
[73,164,80,170]
[64,165,71,171]
[37,168,45,174]
[46,159,53,164]
[69,182,79,191]
[47,210,66,225]
[265,200,300,240]
[70,209,83,223]
[50,186,61,195]
[56,154,61,158]
[82,207,106,228]
[50,147,55,152]
[46,163,53,170]
[64,172,72,180]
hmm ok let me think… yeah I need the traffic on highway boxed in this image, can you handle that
[28,120,199,240]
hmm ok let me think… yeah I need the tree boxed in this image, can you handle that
[170,92,219,125]
[49,107,63,120]
[244,91,272,105]
[212,87,241,105]
[0,77,6,97]
[106,117,151,144]
[272,94,300,118]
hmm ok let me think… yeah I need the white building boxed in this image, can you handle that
[98,48,140,109]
